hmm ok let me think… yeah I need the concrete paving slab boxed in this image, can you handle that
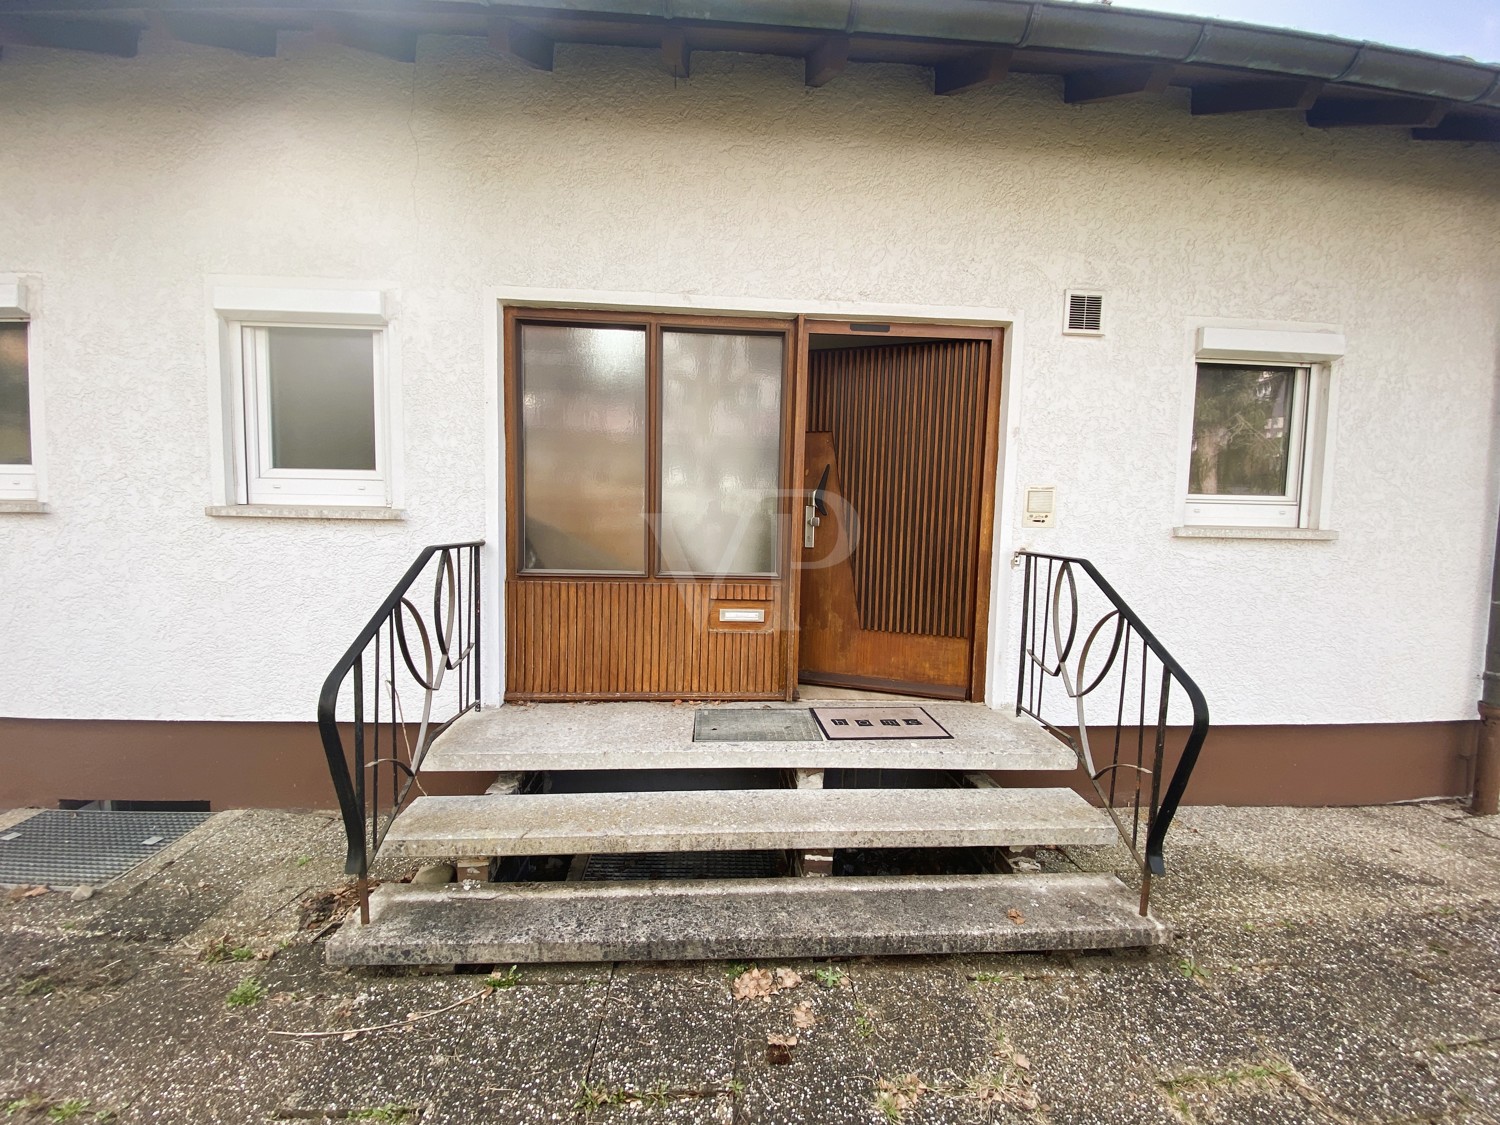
[588,962,736,1090]
[279,977,608,1124]
[852,961,1001,1082]
[998,968,1182,1125]
[422,701,1076,772]
[380,786,1114,858]
[724,960,879,1125]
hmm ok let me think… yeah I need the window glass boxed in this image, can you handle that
[520,324,648,573]
[659,331,782,575]
[0,322,30,465]
[266,327,377,471]
[1189,364,1295,496]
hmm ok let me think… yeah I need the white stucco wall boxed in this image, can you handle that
[1,32,1498,726]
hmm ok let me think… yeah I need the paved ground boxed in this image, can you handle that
[0,802,1496,1124]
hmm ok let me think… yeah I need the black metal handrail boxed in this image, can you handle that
[1015,551,1210,914]
[316,541,483,921]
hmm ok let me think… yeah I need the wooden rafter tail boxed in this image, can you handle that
[1190,78,1323,116]
[0,15,140,57]
[490,16,554,72]
[933,48,1011,96]
[1306,95,1447,128]
[804,35,848,88]
[661,27,689,79]
[314,14,418,63]
[158,12,278,57]
[1064,62,1174,104]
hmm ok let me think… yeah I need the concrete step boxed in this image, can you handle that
[422,703,1076,773]
[379,786,1114,859]
[325,873,1166,965]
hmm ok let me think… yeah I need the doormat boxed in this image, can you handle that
[810,706,952,740]
[0,809,212,888]
[693,709,822,742]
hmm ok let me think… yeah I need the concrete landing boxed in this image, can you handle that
[325,873,1167,965]
[421,702,1076,773]
[379,787,1114,858]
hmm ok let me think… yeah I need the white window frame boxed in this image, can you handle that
[1179,325,1343,531]
[211,284,400,510]
[0,276,40,502]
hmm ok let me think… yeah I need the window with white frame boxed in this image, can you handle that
[1182,326,1341,530]
[0,279,35,501]
[216,287,393,508]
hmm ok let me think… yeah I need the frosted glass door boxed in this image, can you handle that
[658,331,783,576]
[519,324,649,573]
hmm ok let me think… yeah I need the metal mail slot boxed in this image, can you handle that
[718,608,766,624]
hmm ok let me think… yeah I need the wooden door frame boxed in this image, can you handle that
[786,319,1006,704]
[501,304,801,700]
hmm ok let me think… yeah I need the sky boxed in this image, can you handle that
[1118,0,1500,64]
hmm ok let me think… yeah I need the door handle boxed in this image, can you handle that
[810,464,830,516]
[805,464,830,549]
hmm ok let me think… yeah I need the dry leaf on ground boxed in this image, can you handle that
[792,1001,816,1029]
[731,968,776,1001]
[7,885,48,902]
[1007,908,1026,925]
[732,966,804,1001]
[875,1073,929,1113]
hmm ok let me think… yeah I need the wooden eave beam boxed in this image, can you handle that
[661,27,688,79]
[1190,78,1322,115]
[1064,62,1174,104]
[1412,115,1500,142]
[315,14,417,63]
[490,17,554,72]
[1306,96,1447,128]
[0,15,138,57]
[804,35,848,88]
[933,48,1011,96]
[159,12,277,58]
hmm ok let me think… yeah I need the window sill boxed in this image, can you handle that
[205,504,405,521]
[0,499,46,514]
[1173,525,1338,542]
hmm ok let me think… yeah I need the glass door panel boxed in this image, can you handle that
[518,323,648,573]
[658,330,783,576]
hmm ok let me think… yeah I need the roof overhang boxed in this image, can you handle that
[2,0,1497,143]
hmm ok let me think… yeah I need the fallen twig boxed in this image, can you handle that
[267,987,489,1040]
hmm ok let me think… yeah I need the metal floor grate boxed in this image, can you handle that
[579,851,783,881]
[0,810,212,887]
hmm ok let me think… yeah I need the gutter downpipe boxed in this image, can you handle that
[1475,508,1500,814]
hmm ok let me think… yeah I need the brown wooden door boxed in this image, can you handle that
[797,338,991,699]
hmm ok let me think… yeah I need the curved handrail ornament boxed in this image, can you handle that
[316,541,483,922]
[1015,551,1210,915]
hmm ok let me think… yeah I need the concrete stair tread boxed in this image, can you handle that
[325,873,1167,965]
[379,787,1115,858]
[422,703,1076,773]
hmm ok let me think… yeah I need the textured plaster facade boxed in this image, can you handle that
[1,32,1498,728]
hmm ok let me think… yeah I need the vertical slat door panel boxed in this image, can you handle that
[506,579,783,699]
[799,338,991,698]
[806,340,987,639]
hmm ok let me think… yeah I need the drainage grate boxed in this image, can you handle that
[580,851,784,881]
[0,809,212,887]
[693,709,823,743]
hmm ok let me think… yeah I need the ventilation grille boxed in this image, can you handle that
[1065,290,1104,335]
[0,809,211,887]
